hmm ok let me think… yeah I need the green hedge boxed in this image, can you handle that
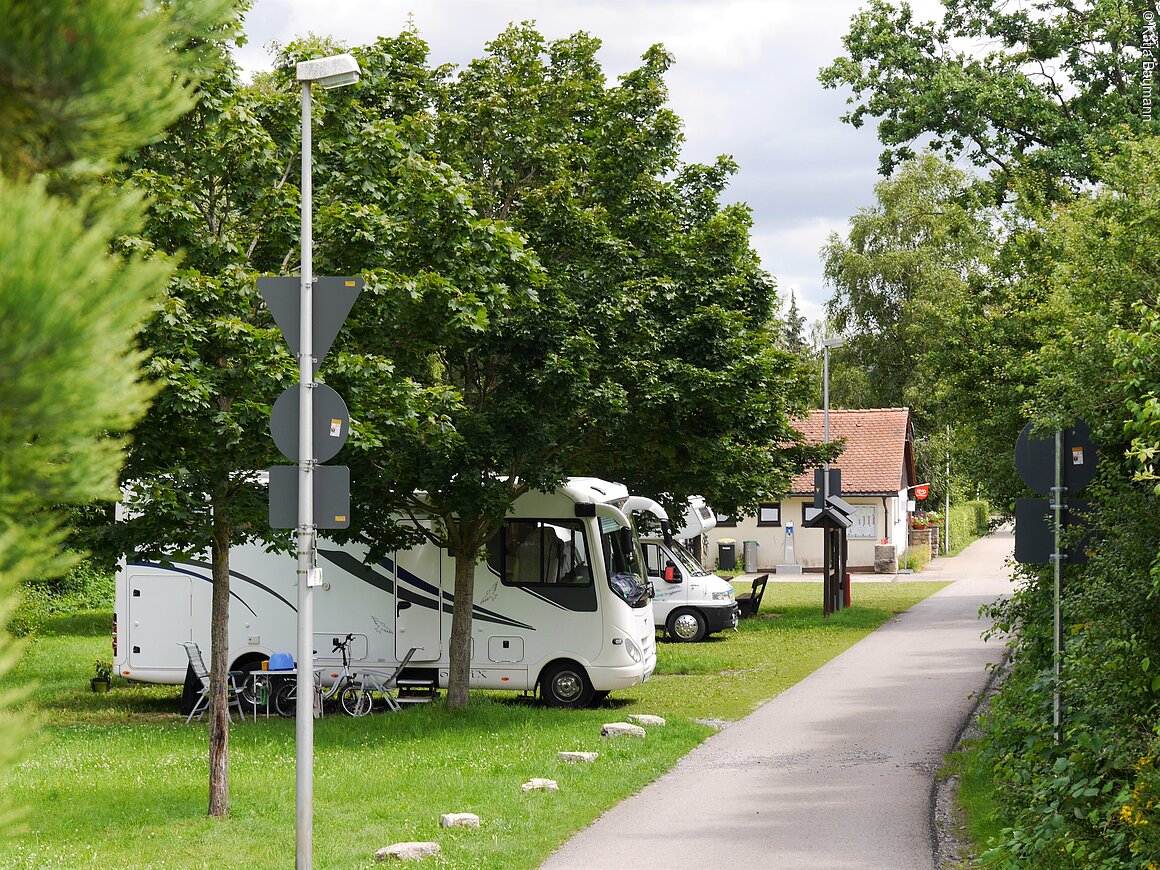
[7,558,114,637]
[947,500,990,556]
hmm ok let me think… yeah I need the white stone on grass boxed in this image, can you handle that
[558,751,599,763]
[521,777,559,792]
[627,714,666,727]
[374,842,442,862]
[440,812,480,828]
[601,722,646,739]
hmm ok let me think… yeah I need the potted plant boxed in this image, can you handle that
[91,659,112,693]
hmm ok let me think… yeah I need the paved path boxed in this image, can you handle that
[542,529,1015,870]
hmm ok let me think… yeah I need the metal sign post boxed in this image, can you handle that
[295,74,316,870]
[265,52,361,870]
[1052,431,1064,743]
[1013,420,1096,745]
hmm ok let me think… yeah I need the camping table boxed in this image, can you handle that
[247,670,295,721]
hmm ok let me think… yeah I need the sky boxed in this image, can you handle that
[237,0,947,326]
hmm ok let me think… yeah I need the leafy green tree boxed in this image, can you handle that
[105,37,539,799]
[819,0,1159,201]
[433,26,818,511]
[0,0,237,831]
[341,25,819,709]
[821,154,995,427]
[963,136,1160,865]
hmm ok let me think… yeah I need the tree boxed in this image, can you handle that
[820,3,1160,854]
[783,291,807,352]
[106,35,540,789]
[340,25,819,709]
[0,0,236,830]
[821,154,995,428]
[819,0,1159,202]
[968,134,1160,867]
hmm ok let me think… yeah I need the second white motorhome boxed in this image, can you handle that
[114,478,662,708]
[642,496,739,641]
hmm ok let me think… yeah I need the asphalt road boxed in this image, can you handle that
[541,529,1016,870]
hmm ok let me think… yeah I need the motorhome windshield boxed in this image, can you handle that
[668,540,712,576]
[600,517,650,608]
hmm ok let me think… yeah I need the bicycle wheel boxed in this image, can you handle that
[272,680,298,718]
[339,684,372,717]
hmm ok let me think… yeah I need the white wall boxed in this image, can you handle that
[706,494,909,571]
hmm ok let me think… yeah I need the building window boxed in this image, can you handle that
[715,512,737,528]
[757,502,781,526]
[802,504,821,524]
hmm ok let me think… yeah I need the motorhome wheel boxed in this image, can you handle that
[668,608,707,642]
[540,661,595,708]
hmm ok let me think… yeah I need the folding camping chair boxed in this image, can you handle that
[352,647,418,713]
[181,641,246,724]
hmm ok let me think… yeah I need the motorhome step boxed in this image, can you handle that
[396,678,437,690]
[395,670,439,703]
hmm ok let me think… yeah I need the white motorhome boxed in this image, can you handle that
[641,497,738,642]
[114,478,661,708]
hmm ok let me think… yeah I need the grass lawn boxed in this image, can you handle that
[0,580,945,868]
[941,739,1008,866]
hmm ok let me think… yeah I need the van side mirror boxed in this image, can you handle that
[663,562,681,584]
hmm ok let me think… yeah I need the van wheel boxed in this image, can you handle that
[668,608,707,642]
[540,661,595,708]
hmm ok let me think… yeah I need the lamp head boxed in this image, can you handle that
[296,53,361,89]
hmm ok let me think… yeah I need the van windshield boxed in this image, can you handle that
[667,541,712,576]
[600,518,650,608]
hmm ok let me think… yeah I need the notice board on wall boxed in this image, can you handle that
[846,504,877,539]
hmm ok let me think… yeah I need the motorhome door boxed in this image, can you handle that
[393,544,442,662]
[127,565,193,670]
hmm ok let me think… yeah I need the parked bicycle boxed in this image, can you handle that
[272,634,368,717]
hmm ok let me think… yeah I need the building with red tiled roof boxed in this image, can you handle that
[787,408,916,496]
[706,408,918,572]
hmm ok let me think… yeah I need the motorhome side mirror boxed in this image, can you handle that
[663,562,680,584]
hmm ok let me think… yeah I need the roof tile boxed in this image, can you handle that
[789,408,913,495]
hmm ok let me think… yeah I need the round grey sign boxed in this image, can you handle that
[270,383,350,463]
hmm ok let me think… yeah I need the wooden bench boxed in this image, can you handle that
[735,573,768,619]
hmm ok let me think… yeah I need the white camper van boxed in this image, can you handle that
[114,478,661,708]
[641,497,739,642]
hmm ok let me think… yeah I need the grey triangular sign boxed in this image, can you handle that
[258,276,363,376]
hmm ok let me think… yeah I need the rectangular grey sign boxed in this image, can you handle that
[269,464,351,530]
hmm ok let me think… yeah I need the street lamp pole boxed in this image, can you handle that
[822,337,845,503]
[294,53,360,870]
[821,336,844,614]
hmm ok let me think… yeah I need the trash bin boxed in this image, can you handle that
[743,540,759,572]
[717,539,737,571]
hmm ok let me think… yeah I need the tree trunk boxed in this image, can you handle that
[207,485,231,816]
[446,550,477,710]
